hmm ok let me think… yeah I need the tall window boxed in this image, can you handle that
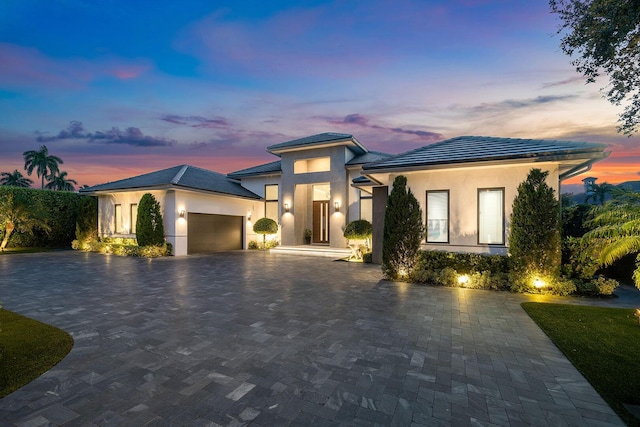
[360,191,372,222]
[426,190,449,243]
[265,184,279,221]
[114,204,123,233]
[478,188,504,245]
[130,203,138,234]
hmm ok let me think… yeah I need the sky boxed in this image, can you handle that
[1,0,638,193]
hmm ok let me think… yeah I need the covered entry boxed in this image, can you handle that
[187,213,243,254]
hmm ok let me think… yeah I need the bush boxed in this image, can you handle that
[562,237,600,280]
[344,220,373,240]
[136,193,165,246]
[248,240,259,250]
[362,252,372,263]
[576,276,619,296]
[562,202,592,237]
[382,176,424,280]
[75,196,97,244]
[72,237,171,257]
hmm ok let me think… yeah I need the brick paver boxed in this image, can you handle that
[0,251,630,425]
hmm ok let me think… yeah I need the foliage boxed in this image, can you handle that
[0,309,74,397]
[72,237,171,257]
[247,239,279,250]
[343,220,373,240]
[550,0,640,135]
[0,190,51,251]
[0,170,33,188]
[508,169,561,290]
[362,252,372,263]
[584,182,613,205]
[304,228,312,238]
[253,217,278,249]
[574,275,619,296]
[382,175,425,280]
[583,190,640,288]
[522,303,640,426]
[136,193,165,247]
[562,236,600,280]
[45,171,77,191]
[22,145,63,189]
[562,202,593,237]
[75,196,98,244]
[248,240,260,250]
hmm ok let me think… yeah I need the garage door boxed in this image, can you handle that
[187,213,243,254]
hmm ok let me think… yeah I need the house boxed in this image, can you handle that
[81,133,608,259]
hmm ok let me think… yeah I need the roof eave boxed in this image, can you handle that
[267,138,367,156]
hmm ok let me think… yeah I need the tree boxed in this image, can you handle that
[0,192,50,251]
[550,0,640,134]
[136,193,165,246]
[583,190,640,289]
[509,169,561,289]
[344,219,373,260]
[45,171,77,191]
[253,217,278,249]
[382,175,425,280]
[23,145,63,189]
[584,182,613,204]
[0,170,33,187]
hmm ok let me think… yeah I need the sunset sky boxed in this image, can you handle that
[1,0,638,194]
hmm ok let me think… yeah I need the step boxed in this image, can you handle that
[269,245,351,258]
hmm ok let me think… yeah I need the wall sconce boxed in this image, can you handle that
[247,211,252,220]
[179,210,186,219]
[334,201,340,212]
[284,203,290,213]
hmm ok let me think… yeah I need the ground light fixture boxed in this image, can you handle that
[533,278,545,288]
[457,274,470,285]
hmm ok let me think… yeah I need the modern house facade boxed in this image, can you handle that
[81,133,608,259]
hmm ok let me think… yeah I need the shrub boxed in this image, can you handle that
[562,202,593,237]
[344,220,373,240]
[253,217,278,248]
[136,193,165,247]
[509,169,561,289]
[382,176,424,280]
[75,196,98,244]
[362,252,372,263]
[562,237,600,280]
[591,276,619,296]
[72,237,171,257]
[248,240,259,250]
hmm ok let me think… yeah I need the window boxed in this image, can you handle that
[294,157,330,174]
[426,190,449,243]
[114,204,123,233]
[478,188,504,245]
[130,203,138,234]
[265,184,279,221]
[360,191,372,222]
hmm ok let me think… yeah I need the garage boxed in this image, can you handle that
[187,213,243,254]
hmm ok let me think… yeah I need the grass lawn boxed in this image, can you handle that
[0,309,73,397]
[522,302,640,426]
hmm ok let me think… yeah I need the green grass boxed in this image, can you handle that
[522,303,640,426]
[0,309,74,397]
[0,247,57,255]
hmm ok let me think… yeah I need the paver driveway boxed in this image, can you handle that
[0,251,625,426]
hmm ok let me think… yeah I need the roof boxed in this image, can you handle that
[363,136,608,171]
[227,160,282,178]
[267,132,367,155]
[80,165,261,199]
[346,150,393,165]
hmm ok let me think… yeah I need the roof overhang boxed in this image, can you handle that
[80,184,262,200]
[267,136,367,156]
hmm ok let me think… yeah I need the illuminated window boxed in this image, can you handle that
[265,184,279,221]
[130,203,138,234]
[427,190,449,243]
[478,188,504,245]
[360,191,372,222]
[294,157,330,174]
[114,204,123,233]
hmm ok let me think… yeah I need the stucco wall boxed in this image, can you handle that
[391,163,560,255]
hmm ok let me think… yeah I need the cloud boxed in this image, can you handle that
[36,121,175,147]
[329,113,444,142]
[468,95,578,114]
[161,114,230,129]
[541,76,585,89]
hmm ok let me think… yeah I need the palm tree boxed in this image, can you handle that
[584,182,613,205]
[0,192,50,251]
[0,170,33,187]
[583,190,640,289]
[23,145,63,189]
[45,171,77,191]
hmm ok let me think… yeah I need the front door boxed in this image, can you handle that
[312,201,330,243]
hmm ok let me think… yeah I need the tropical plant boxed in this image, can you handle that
[22,145,63,189]
[45,171,77,191]
[550,0,640,134]
[584,182,613,205]
[509,169,561,291]
[0,192,51,251]
[0,170,33,188]
[382,175,425,280]
[135,193,165,246]
[583,191,640,289]
[253,217,278,249]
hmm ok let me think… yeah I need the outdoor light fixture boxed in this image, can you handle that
[533,278,545,288]
[179,210,186,219]
[334,201,340,212]
[284,203,290,213]
[457,274,470,285]
[247,211,252,220]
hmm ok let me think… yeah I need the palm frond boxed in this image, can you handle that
[599,236,640,266]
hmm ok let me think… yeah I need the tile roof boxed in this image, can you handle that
[363,136,608,171]
[227,160,282,178]
[267,132,366,155]
[346,151,393,165]
[80,165,261,199]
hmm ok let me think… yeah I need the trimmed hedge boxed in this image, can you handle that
[72,237,172,257]
[0,187,85,248]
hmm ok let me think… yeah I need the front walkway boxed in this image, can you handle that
[0,251,630,425]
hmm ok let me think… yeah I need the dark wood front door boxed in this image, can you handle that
[312,201,330,243]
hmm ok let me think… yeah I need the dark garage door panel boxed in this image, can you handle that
[187,213,243,254]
